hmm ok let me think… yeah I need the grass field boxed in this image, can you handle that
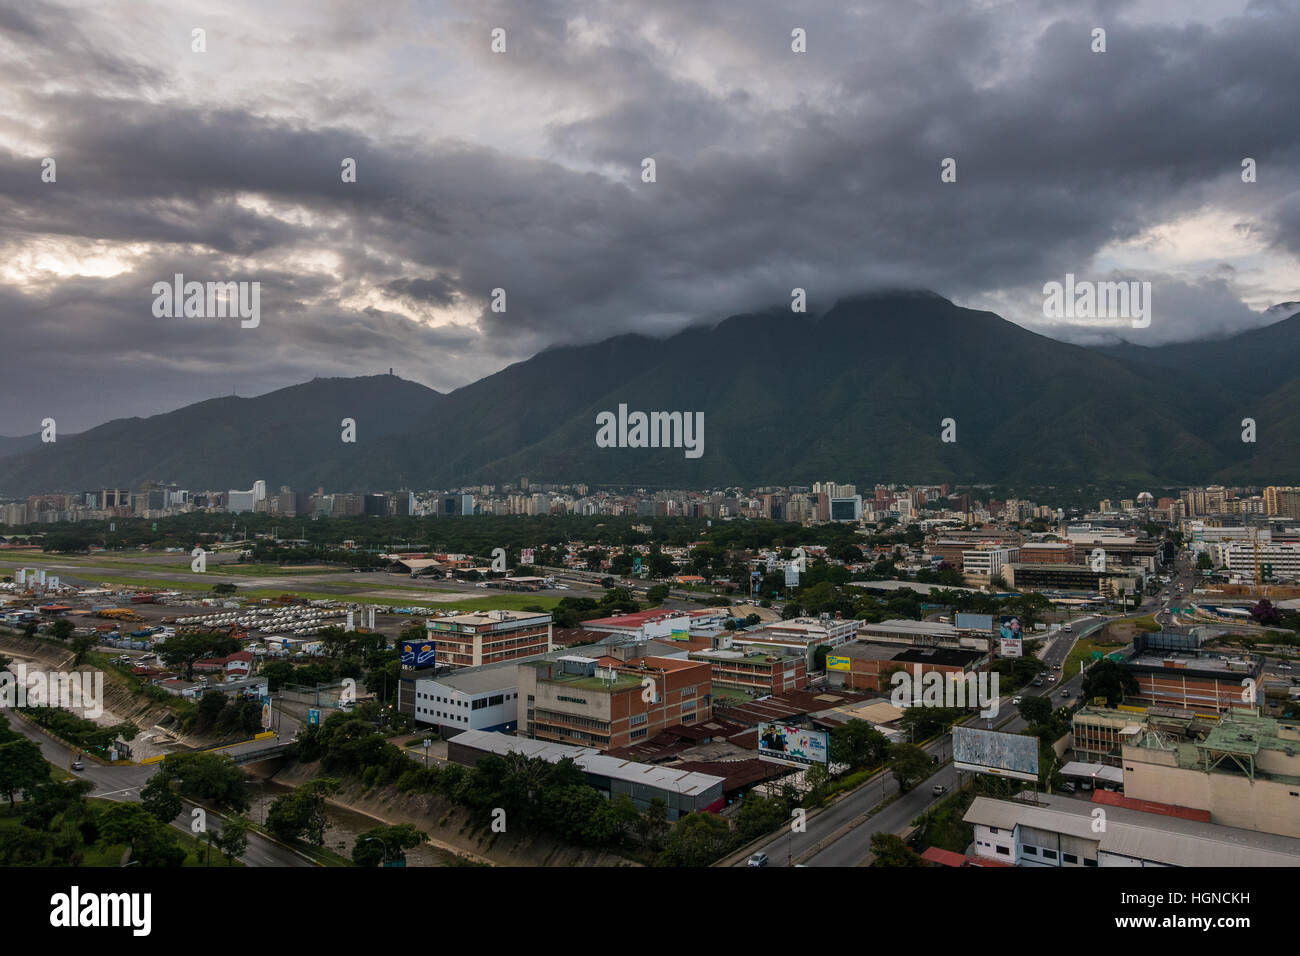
[1063,635,1128,677]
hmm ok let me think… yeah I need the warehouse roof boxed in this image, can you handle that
[448,730,725,795]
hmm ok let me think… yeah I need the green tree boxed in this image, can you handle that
[132,824,186,867]
[1018,695,1053,726]
[352,823,427,866]
[140,772,183,825]
[829,720,889,770]
[49,619,75,641]
[217,815,250,865]
[157,751,250,812]
[870,832,925,866]
[0,737,49,810]
[658,811,733,867]
[732,794,789,842]
[887,742,932,793]
[97,802,159,858]
[71,634,98,665]
[160,631,241,681]
[194,690,229,733]
[646,584,670,605]
[266,778,339,845]
[1080,659,1139,708]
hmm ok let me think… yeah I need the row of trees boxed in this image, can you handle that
[0,714,243,866]
[17,707,137,757]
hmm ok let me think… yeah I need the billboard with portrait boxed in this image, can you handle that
[757,723,829,766]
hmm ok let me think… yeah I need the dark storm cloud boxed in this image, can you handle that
[1,0,1298,430]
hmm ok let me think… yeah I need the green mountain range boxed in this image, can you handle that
[4,292,1299,495]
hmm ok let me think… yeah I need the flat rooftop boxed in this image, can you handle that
[690,647,801,663]
[964,794,1300,866]
[417,667,520,695]
[582,609,689,629]
[860,619,962,638]
[892,646,986,667]
[541,666,644,691]
[1126,651,1261,676]
[429,609,551,626]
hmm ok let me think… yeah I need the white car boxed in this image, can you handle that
[1012,696,1023,705]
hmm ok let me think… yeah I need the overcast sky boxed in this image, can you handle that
[2,0,1298,432]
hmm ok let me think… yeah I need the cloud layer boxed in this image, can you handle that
[1,0,1298,430]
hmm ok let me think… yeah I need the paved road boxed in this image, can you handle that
[7,713,314,867]
[736,611,1134,868]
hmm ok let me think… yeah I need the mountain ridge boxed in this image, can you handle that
[3,293,1299,494]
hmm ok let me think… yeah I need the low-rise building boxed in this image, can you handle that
[731,616,858,668]
[687,646,806,696]
[519,653,712,750]
[1121,712,1300,839]
[964,793,1300,866]
[580,608,693,643]
[827,640,987,693]
[425,609,553,669]
[1124,648,1264,715]
[446,730,725,820]
[412,668,522,735]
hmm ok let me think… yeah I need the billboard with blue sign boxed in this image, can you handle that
[401,640,437,669]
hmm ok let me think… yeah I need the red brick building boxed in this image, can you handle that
[519,654,712,750]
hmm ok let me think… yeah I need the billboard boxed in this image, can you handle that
[998,616,1023,641]
[784,563,800,587]
[826,655,851,672]
[757,723,828,766]
[262,695,274,729]
[999,638,1023,658]
[956,613,994,632]
[401,640,438,669]
[520,548,535,566]
[750,570,763,595]
[952,726,1040,782]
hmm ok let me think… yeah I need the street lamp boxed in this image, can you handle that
[362,834,394,867]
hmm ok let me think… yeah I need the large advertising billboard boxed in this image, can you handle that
[952,726,1040,782]
[401,640,437,669]
[956,613,994,632]
[998,615,1023,658]
[826,655,851,672]
[757,723,829,766]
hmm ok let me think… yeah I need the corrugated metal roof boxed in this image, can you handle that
[449,730,725,795]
